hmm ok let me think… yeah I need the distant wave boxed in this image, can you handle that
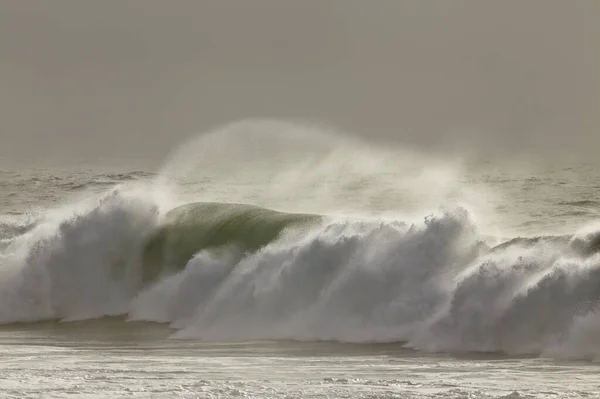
[557,200,600,207]
[1,185,600,361]
[4,171,154,191]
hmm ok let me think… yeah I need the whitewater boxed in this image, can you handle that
[1,121,600,398]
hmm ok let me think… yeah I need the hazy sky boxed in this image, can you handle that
[0,1,597,162]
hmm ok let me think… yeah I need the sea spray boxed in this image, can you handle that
[155,120,480,220]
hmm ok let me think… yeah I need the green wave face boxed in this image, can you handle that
[141,202,321,284]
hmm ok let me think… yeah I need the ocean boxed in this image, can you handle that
[1,123,600,398]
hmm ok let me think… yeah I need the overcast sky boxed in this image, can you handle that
[0,1,597,162]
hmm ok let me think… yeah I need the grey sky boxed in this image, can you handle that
[0,1,597,161]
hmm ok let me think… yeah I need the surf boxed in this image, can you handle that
[2,120,600,361]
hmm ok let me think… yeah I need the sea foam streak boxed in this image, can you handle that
[1,120,600,361]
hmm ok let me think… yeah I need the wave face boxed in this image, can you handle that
[2,185,600,360]
[140,202,320,283]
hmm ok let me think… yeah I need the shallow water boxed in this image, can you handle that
[1,320,599,398]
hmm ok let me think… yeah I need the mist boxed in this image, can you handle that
[0,0,597,164]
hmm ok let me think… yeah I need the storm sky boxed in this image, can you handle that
[0,1,597,162]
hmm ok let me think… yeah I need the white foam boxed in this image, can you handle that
[0,186,160,322]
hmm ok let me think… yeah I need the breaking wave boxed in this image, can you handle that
[2,120,600,361]
[2,187,600,360]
